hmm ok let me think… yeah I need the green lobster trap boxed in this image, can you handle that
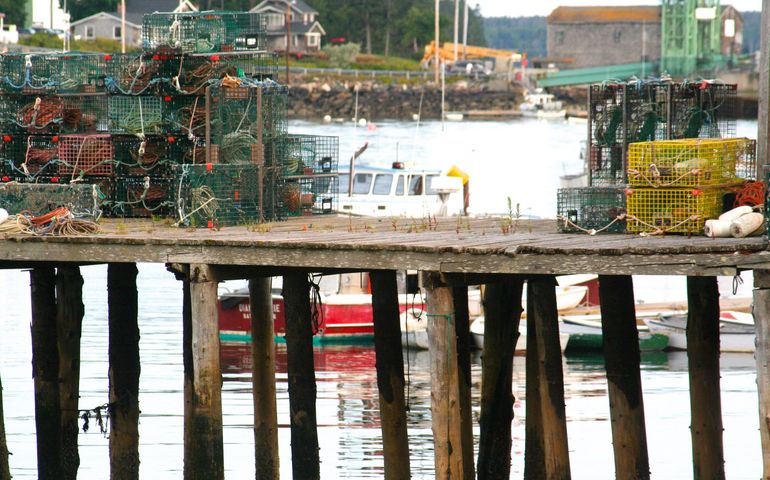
[174,163,280,226]
[0,181,102,218]
[280,174,339,217]
[104,53,163,95]
[626,187,723,234]
[0,53,61,92]
[280,135,339,176]
[556,187,627,233]
[107,175,175,218]
[211,83,289,143]
[113,135,176,176]
[142,11,267,54]
[108,96,164,135]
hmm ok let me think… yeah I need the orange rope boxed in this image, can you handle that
[733,181,765,207]
[30,207,70,225]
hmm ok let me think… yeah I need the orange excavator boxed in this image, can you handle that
[421,41,525,68]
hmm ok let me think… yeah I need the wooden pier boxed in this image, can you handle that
[1,215,770,479]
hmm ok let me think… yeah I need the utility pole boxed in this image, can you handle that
[453,0,459,62]
[286,0,292,86]
[758,0,769,182]
[434,0,439,82]
[121,0,126,54]
[462,0,468,59]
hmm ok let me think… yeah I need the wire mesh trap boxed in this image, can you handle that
[669,82,737,139]
[627,138,756,188]
[58,134,115,177]
[108,175,174,218]
[280,135,339,175]
[113,135,175,176]
[280,175,339,218]
[626,187,723,234]
[0,181,102,218]
[108,96,164,135]
[556,187,627,233]
[142,12,267,54]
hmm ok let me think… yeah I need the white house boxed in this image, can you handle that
[250,0,326,53]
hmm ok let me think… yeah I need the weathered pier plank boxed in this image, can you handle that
[186,264,224,480]
[283,272,320,480]
[108,263,141,480]
[30,267,63,480]
[599,275,650,480]
[0,374,10,480]
[754,270,770,479]
[527,276,571,480]
[249,277,280,480]
[424,272,469,480]
[477,277,524,479]
[370,270,411,480]
[687,276,725,480]
[56,266,84,480]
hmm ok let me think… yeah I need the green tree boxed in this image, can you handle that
[0,0,26,26]
[69,0,118,22]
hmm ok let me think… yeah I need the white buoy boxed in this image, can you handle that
[718,205,753,222]
[0,208,7,224]
[358,118,367,127]
[729,212,765,238]
[704,219,732,238]
[323,114,332,123]
[412,113,420,121]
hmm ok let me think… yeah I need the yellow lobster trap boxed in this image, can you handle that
[626,187,723,234]
[627,138,756,188]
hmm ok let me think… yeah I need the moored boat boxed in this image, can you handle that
[560,314,669,351]
[643,312,756,353]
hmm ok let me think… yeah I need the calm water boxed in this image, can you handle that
[0,117,764,478]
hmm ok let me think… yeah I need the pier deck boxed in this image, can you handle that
[1,216,766,276]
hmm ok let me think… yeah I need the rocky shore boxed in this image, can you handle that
[287,80,527,121]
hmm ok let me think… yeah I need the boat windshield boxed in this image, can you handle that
[425,175,439,195]
[373,174,393,195]
[407,175,423,195]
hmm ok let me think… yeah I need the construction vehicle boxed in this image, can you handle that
[421,41,524,72]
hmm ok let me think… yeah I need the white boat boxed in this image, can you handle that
[519,89,566,120]
[559,313,670,351]
[401,308,429,349]
[337,164,465,217]
[643,313,756,353]
[467,284,590,318]
[470,317,570,354]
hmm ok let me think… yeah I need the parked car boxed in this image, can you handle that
[448,60,491,77]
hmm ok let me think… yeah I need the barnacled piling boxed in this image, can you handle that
[108,263,141,480]
[477,277,524,479]
[370,270,411,480]
[56,266,84,480]
[283,272,320,480]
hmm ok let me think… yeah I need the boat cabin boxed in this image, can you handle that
[337,164,463,217]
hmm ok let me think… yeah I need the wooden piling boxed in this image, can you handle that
[423,273,467,480]
[525,290,545,480]
[30,267,63,480]
[186,264,224,480]
[181,279,194,477]
[0,374,10,480]
[370,270,410,480]
[754,270,770,479]
[108,263,141,480]
[477,277,524,480]
[452,286,475,480]
[686,276,725,480]
[249,277,280,480]
[598,275,650,480]
[56,266,84,480]
[283,272,320,480]
[526,276,571,480]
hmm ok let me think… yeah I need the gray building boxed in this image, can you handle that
[70,0,196,46]
[249,0,326,54]
[546,6,661,69]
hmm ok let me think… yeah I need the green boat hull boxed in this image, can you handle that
[566,332,669,352]
[220,332,375,346]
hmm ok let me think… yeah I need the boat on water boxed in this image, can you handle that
[337,163,465,217]
[560,313,669,351]
[218,273,425,345]
[643,311,756,353]
[519,89,566,120]
[469,317,571,354]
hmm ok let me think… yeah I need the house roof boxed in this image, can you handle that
[547,6,660,24]
[265,20,325,36]
[70,11,141,28]
[252,0,318,15]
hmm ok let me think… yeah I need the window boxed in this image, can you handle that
[372,174,393,195]
[338,174,349,194]
[113,26,122,39]
[352,173,373,194]
[293,35,299,46]
[407,175,423,196]
[85,25,95,40]
[266,13,283,26]
[613,30,622,43]
[425,175,439,195]
[307,33,320,47]
[555,31,564,45]
[395,175,404,195]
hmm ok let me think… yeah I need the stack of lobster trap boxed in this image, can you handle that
[558,79,758,235]
[0,11,339,226]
